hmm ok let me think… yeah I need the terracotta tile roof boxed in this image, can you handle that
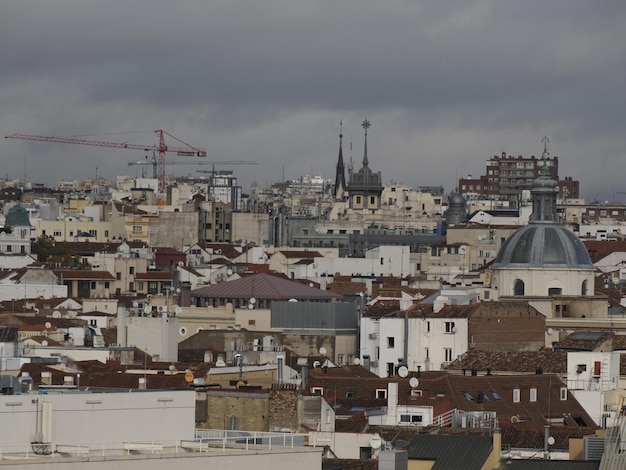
[24,335,63,346]
[198,243,244,260]
[327,281,368,296]
[277,250,323,259]
[134,271,174,281]
[113,201,148,215]
[191,272,341,301]
[53,269,116,280]
[154,246,185,255]
[447,350,567,374]
[584,240,626,263]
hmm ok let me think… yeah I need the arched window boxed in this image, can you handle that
[581,280,588,296]
[514,279,525,296]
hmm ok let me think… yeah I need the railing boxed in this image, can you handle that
[0,431,309,461]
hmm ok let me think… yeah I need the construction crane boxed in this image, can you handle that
[128,154,258,179]
[5,130,206,204]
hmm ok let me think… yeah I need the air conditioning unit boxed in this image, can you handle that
[368,333,378,339]
[370,361,378,368]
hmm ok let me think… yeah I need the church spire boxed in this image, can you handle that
[361,118,371,168]
[333,120,347,199]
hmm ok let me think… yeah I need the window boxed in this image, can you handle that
[105,230,109,238]
[490,390,501,400]
[129,267,135,275]
[444,348,453,362]
[530,387,537,402]
[411,390,422,397]
[311,387,323,396]
[53,230,62,237]
[400,414,422,424]
[104,281,110,289]
[387,337,395,348]
[129,282,134,292]
[445,322,456,333]
[116,272,121,280]
[549,287,562,296]
[356,196,362,204]
[462,391,473,401]
[514,279,525,296]
[370,196,376,205]
[133,226,142,233]
[581,280,588,296]
[560,387,567,400]
[513,388,520,403]
[148,281,158,294]
[376,389,387,399]
[337,354,344,365]
[426,321,430,333]
[90,281,96,289]
[6,245,11,253]
[248,319,256,326]
[89,229,97,237]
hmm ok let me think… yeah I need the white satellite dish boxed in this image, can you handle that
[132,301,139,308]
[226,269,233,276]
[174,306,182,316]
[319,347,327,356]
[44,321,52,330]
[178,261,184,267]
[369,434,382,450]
[353,358,361,366]
[215,359,226,367]
[248,304,254,309]
[548,436,555,446]
[249,297,256,305]
[547,328,553,335]
[312,360,321,368]
[409,377,419,388]
[288,298,298,302]
[41,340,48,347]
[398,366,409,378]
[52,311,61,319]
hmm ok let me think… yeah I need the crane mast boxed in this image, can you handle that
[5,129,206,204]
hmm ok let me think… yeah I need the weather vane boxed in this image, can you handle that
[361,118,371,134]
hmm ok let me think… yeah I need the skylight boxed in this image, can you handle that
[490,390,501,400]
[462,391,473,401]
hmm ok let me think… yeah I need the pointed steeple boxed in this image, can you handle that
[333,120,347,199]
[361,118,371,168]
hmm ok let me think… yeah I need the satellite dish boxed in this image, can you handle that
[398,366,409,378]
[132,301,139,308]
[227,269,233,276]
[249,297,256,305]
[178,261,184,267]
[41,340,48,347]
[369,434,382,450]
[215,359,226,367]
[547,328,553,335]
[288,298,298,302]
[168,364,176,371]
[312,360,321,368]
[319,347,327,356]
[613,277,620,285]
[248,304,254,309]
[44,321,52,330]
[144,306,152,315]
[409,377,419,388]
[353,358,361,366]
[174,306,182,316]
[184,371,194,383]
[52,311,61,319]
[548,436,555,446]
[511,415,520,424]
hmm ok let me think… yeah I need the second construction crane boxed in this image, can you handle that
[129,154,258,179]
[5,129,206,204]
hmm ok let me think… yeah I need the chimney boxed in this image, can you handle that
[179,282,192,308]
[41,371,52,385]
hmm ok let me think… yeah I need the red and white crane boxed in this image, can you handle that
[5,129,206,204]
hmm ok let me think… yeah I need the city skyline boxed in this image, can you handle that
[1,1,625,201]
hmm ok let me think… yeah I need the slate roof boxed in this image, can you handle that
[505,459,599,469]
[134,271,174,281]
[406,433,493,470]
[553,331,613,352]
[584,240,626,263]
[277,250,323,259]
[191,272,341,301]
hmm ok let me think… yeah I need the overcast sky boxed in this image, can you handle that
[1,1,625,201]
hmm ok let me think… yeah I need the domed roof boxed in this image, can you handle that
[493,140,593,270]
[448,193,466,206]
[493,224,593,269]
[4,205,31,228]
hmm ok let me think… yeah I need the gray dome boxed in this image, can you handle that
[493,225,593,269]
[4,205,31,228]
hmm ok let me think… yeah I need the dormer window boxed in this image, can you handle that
[311,387,323,396]
[376,389,387,399]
